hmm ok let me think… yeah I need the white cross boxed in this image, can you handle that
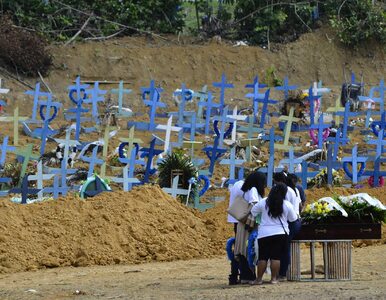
[28,161,54,200]
[162,176,189,198]
[54,128,80,166]
[156,116,182,153]
[108,164,140,192]
[227,106,247,142]
[303,82,330,96]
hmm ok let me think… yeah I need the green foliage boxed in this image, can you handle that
[328,0,386,46]
[264,66,283,87]
[338,197,386,223]
[2,0,185,40]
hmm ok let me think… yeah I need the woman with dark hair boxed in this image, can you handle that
[227,171,266,285]
[250,183,297,284]
[278,173,302,280]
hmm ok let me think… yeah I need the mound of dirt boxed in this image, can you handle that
[0,185,226,274]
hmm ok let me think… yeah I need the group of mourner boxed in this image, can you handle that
[227,171,305,285]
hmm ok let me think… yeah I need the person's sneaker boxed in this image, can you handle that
[240,279,253,284]
[228,275,239,285]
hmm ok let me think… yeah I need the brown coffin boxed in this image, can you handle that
[294,223,382,240]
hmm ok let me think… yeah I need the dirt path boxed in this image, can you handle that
[0,244,385,300]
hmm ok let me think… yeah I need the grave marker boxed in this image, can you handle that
[54,128,81,167]
[182,141,204,167]
[198,91,221,135]
[162,175,189,198]
[85,82,106,123]
[203,137,227,177]
[275,76,298,100]
[9,176,40,204]
[0,107,28,146]
[278,107,301,150]
[213,73,233,112]
[336,101,360,140]
[261,127,283,187]
[12,144,39,186]
[28,160,54,199]
[25,82,50,121]
[111,81,132,117]
[193,85,208,121]
[227,106,247,142]
[140,138,163,183]
[342,144,367,184]
[319,144,342,186]
[326,97,345,125]
[295,160,320,190]
[279,147,302,173]
[80,146,104,178]
[309,113,331,149]
[119,126,143,161]
[220,147,245,184]
[0,136,15,166]
[156,116,182,154]
[213,106,234,147]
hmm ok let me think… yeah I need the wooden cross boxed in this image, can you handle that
[213,73,234,113]
[80,146,104,178]
[180,111,205,142]
[327,128,349,161]
[279,147,303,173]
[342,144,368,184]
[141,138,163,183]
[111,80,132,117]
[193,85,208,121]
[144,89,166,131]
[295,160,319,190]
[0,107,28,146]
[220,147,245,185]
[309,113,331,149]
[9,176,40,204]
[227,106,247,142]
[182,141,204,167]
[45,157,77,198]
[54,127,81,168]
[239,138,260,162]
[278,107,301,150]
[318,144,342,186]
[141,80,164,102]
[213,106,234,147]
[156,116,182,153]
[100,126,111,177]
[238,115,265,139]
[275,76,298,100]
[28,160,54,200]
[245,76,266,123]
[327,97,345,125]
[0,136,15,166]
[336,101,360,140]
[25,82,50,121]
[305,86,321,125]
[202,137,227,177]
[162,175,189,199]
[12,144,39,186]
[198,91,221,135]
[119,126,143,161]
[109,164,140,192]
[85,82,106,123]
[118,147,145,189]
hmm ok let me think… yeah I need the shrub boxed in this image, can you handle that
[0,16,52,76]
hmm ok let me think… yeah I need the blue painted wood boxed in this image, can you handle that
[203,137,227,177]
[84,82,106,123]
[25,82,51,121]
[327,128,349,161]
[306,86,321,125]
[318,144,342,185]
[261,127,283,187]
[9,176,40,204]
[275,76,298,100]
[213,106,234,147]
[144,89,166,131]
[245,76,266,123]
[198,91,221,135]
[180,111,205,141]
[0,136,15,166]
[111,81,132,117]
[279,147,302,173]
[213,73,234,113]
[38,94,62,155]
[193,85,208,121]
[309,113,331,149]
[336,101,360,140]
[45,160,77,198]
[141,80,164,102]
[295,160,319,190]
[162,175,190,198]
[140,138,163,183]
[80,146,104,178]
[370,112,386,138]
[220,147,245,184]
[342,144,367,184]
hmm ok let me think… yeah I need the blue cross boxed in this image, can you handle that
[145,89,167,131]
[319,144,342,186]
[80,146,104,178]
[306,86,321,125]
[45,160,77,198]
[370,112,386,138]
[294,160,319,190]
[213,106,234,147]
[193,85,208,121]
[336,101,360,140]
[113,148,143,191]
[181,111,204,141]
[213,73,234,113]
[198,91,221,135]
[38,94,62,155]
[25,82,51,121]
[279,147,303,173]
[111,81,132,117]
[173,83,191,142]
[364,131,386,187]
[327,128,349,161]
[275,76,298,100]
[258,89,277,128]
[85,82,106,123]
[310,113,331,149]
[140,138,163,183]
[162,175,190,199]
[0,136,15,166]
[245,76,266,123]
[141,80,164,102]
[9,176,40,204]
[238,115,265,138]
[367,129,386,158]
[342,144,368,184]
[220,147,245,185]
[261,127,283,187]
[366,79,385,115]
[203,137,227,177]
[68,76,90,105]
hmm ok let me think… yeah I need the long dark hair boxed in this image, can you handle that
[241,171,267,198]
[266,183,288,218]
[286,173,298,197]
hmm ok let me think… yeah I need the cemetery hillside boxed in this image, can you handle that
[0,1,385,299]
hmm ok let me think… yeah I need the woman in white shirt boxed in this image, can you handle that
[250,183,297,284]
[227,171,266,285]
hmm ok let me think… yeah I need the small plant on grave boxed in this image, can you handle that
[264,66,283,87]
[158,150,198,202]
[107,153,122,167]
[0,162,22,188]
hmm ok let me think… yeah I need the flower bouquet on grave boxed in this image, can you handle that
[307,168,343,188]
[301,197,348,224]
[337,193,386,224]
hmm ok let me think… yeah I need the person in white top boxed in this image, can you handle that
[227,171,266,285]
[250,183,297,285]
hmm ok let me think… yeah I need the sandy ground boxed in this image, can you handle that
[0,244,385,300]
